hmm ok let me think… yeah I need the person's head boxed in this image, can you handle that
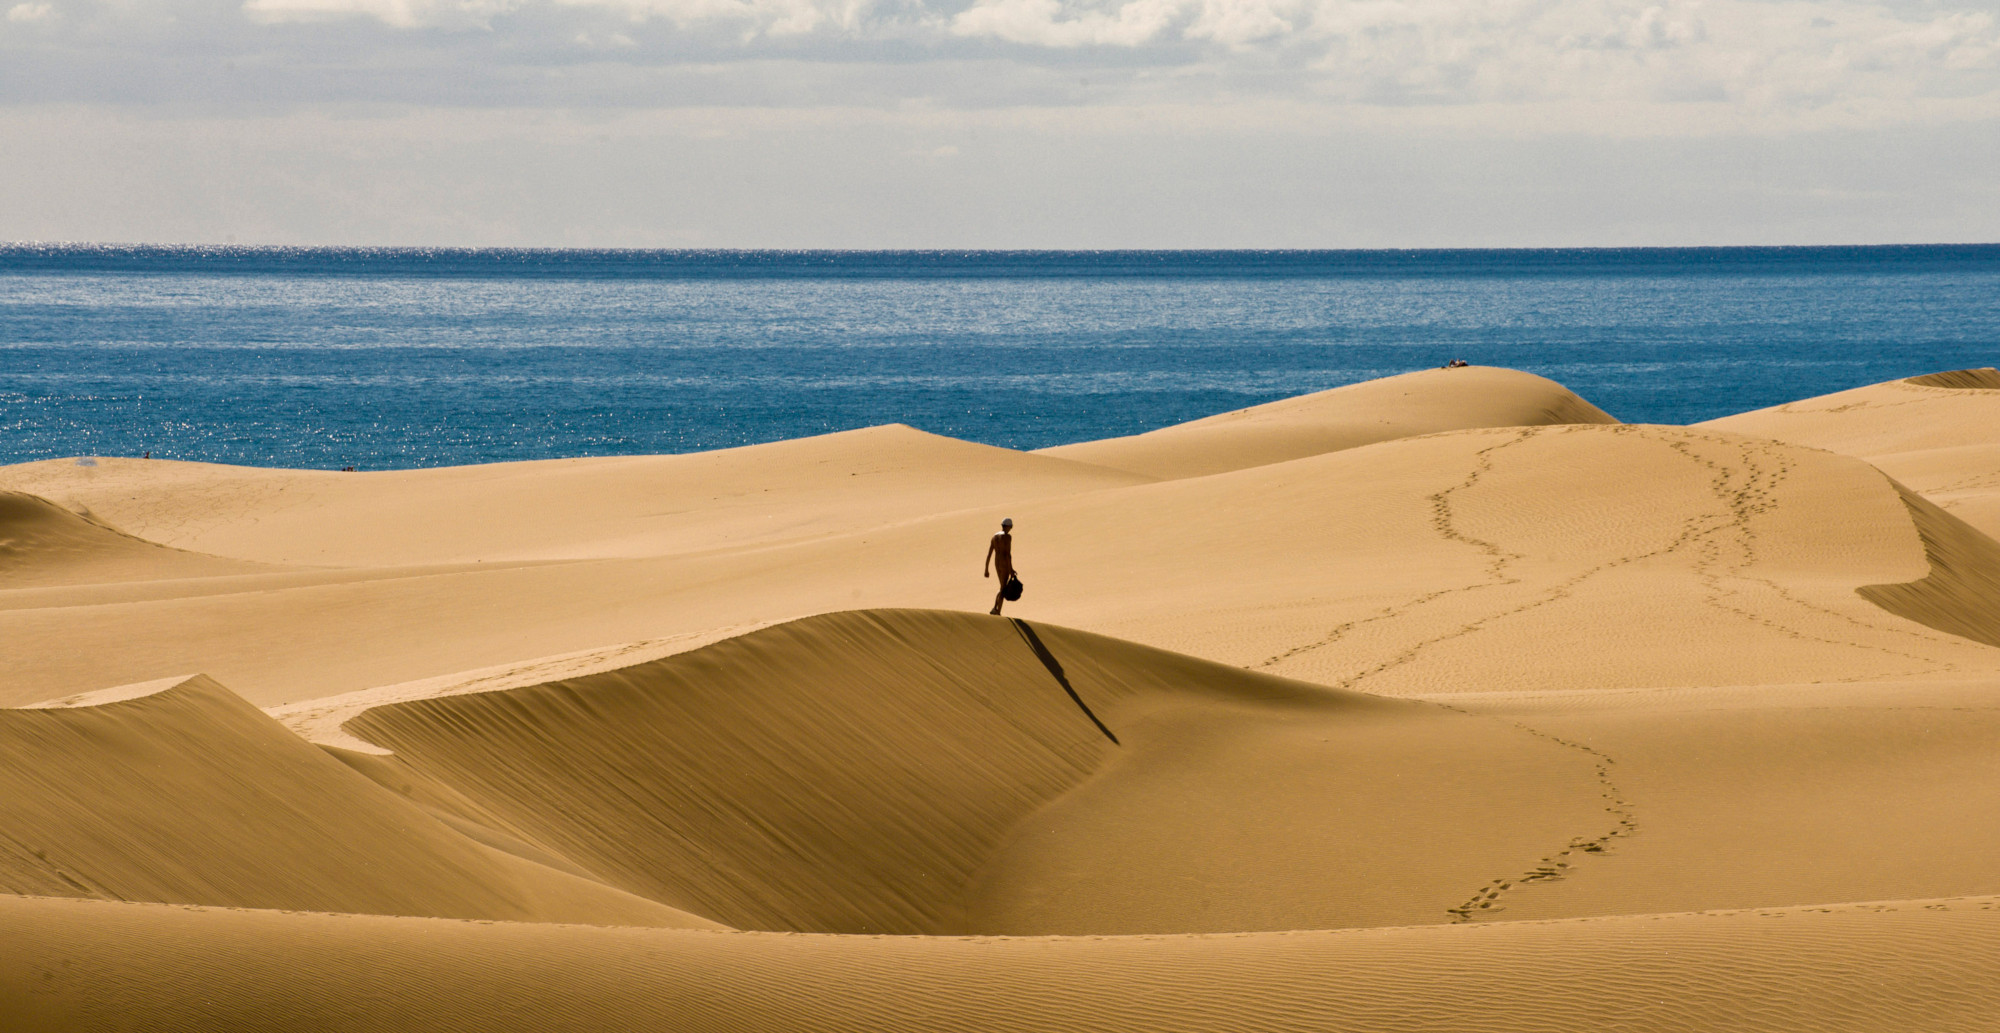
[1001,518,1013,532]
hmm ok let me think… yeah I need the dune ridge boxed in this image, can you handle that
[0,424,1152,567]
[0,491,271,589]
[1705,367,2000,538]
[1906,367,2000,390]
[1858,481,2000,649]
[345,609,1146,934]
[0,367,1647,707]
[18,418,1983,712]
[1036,366,1616,479]
[342,609,1616,936]
[0,675,716,928]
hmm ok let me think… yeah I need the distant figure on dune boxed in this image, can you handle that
[984,518,1018,615]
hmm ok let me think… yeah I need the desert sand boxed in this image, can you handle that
[4,363,2000,1030]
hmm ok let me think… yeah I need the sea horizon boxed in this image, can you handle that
[5,242,2000,279]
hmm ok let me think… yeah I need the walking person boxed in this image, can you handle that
[984,518,1018,615]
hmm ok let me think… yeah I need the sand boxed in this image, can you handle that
[5,363,1999,1030]
[1036,365,1617,478]
[12,893,2000,1033]
[1706,366,2000,537]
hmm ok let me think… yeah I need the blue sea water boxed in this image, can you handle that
[3,245,1997,471]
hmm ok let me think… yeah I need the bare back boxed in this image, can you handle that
[989,532,1013,575]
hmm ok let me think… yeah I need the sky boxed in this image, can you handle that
[0,0,1996,246]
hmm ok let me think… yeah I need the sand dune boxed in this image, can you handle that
[1907,367,2000,390]
[12,420,1995,709]
[0,675,715,928]
[1036,365,1617,478]
[1706,367,2000,537]
[325,598,2000,932]
[7,893,2000,1033]
[1007,421,2000,693]
[0,491,270,589]
[0,368,1640,705]
[1447,675,2000,922]
[1859,482,2000,649]
[0,424,1150,566]
[6,365,2000,1030]
[342,609,1613,935]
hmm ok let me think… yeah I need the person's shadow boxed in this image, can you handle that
[1010,619,1119,745]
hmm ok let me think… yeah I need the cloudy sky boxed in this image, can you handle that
[1,0,1995,245]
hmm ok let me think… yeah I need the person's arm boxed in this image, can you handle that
[984,538,995,577]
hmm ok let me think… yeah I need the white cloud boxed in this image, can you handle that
[0,0,1982,131]
[3,0,1994,245]
[950,0,1185,47]
[241,0,516,28]
[1184,0,1293,45]
[218,0,2000,110]
[243,0,891,34]
[559,0,882,34]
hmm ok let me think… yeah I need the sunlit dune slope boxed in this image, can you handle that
[9,422,2000,709]
[1036,366,1616,479]
[1015,423,2000,689]
[0,676,716,929]
[0,491,271,589]
[0,424,1151,566]
[1705,367,2000,537]
[344,609,1614,935]
[1447,675,2000,923]
[8,893,2000,1033]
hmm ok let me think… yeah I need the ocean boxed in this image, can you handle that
[3,245,1997,471]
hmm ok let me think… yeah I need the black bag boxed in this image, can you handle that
[1003,574,1024,601]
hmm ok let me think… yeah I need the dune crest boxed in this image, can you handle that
[0,674,716,929]
[0,424,1151,566]
[1036,366,1617,479]
[13,420,2000,710]
[344,609,1616,935]
[1704,369,2000,538]
[1858,482,2000,649]
[1905,367,2000,390]
[0,491,269,589]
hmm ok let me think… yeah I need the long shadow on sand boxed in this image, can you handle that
[1010,618,1120,746]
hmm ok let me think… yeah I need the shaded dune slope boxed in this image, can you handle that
[349,609,1146,935]
[1906,367,2000,390]
[0,676,715,929]
[1859,481,2000,649]
[345,609,1614,935]
[8,893,2000,1033]
[1036,366,1617,479]
[0,491,270,589]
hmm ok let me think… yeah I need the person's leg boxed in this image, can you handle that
[992,564,1011,614]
